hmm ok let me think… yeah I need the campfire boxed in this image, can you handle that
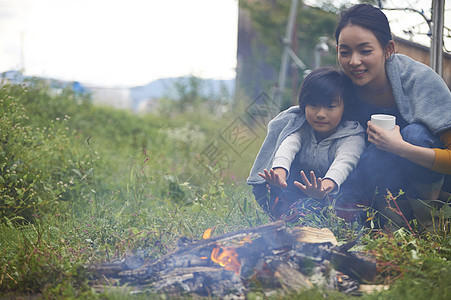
[210,246,241,274]
[90,221,377,297]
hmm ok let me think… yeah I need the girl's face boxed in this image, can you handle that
[305,98,344,140]
[337,24,394,89]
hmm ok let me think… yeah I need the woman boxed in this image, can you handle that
[335,4,451,226]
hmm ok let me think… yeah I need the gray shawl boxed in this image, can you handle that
[387,54,451,135]
[247,106,306,185]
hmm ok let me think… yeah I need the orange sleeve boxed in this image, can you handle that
[432,129,451,174]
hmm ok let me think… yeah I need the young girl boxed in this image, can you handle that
[247,67,365,219]
[334,4,451,228]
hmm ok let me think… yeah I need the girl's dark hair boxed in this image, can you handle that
[298,66,355,120]
[334,3,392,47]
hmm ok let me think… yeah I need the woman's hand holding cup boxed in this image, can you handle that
[367,114,407,155]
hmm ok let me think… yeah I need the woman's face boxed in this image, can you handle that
[337,24,393,89]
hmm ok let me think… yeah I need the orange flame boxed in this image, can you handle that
[211,246,240,274]
[239,235,253,245]
[202,228,213,239]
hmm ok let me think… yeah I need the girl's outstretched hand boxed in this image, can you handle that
[258,168,288,189]
[294,170,335,200]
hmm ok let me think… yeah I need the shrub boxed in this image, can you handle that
[0,81,91,222]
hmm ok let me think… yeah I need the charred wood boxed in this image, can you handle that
[89,221,375,297]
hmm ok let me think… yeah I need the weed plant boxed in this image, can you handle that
[0,80,450,299]
[0,79,266,298]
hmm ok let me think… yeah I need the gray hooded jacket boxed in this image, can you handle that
[272,121,365,193]
[246,106,365,187]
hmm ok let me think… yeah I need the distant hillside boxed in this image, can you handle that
[2,71,235,101]
[129,77,235,105]
[1,71,236,112]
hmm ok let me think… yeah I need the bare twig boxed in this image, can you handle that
[385,189,413,232]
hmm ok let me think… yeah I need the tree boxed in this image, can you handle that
[237,1,338,108]
[236,0,395,108]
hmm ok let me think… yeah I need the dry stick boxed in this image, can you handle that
[147,221,286,267]
[5,272,18,285]
[271,196,280,214]
[0,263,6,286]
[111,221,288,279]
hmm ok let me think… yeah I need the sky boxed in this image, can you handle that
[0,0,449,88]
[377,0,451,47]
[0,0,239,87]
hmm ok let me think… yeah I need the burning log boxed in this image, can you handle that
[90,221,376,297]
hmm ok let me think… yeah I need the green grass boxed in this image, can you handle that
[0,80,450,299]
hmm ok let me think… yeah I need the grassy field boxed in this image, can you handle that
[1,80,450,299]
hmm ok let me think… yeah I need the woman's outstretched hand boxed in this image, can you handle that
[258,168,288,189]
[294,170,335,200]
[367,122,407,155]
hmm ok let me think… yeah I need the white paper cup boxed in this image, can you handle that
[370,114,396,130]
